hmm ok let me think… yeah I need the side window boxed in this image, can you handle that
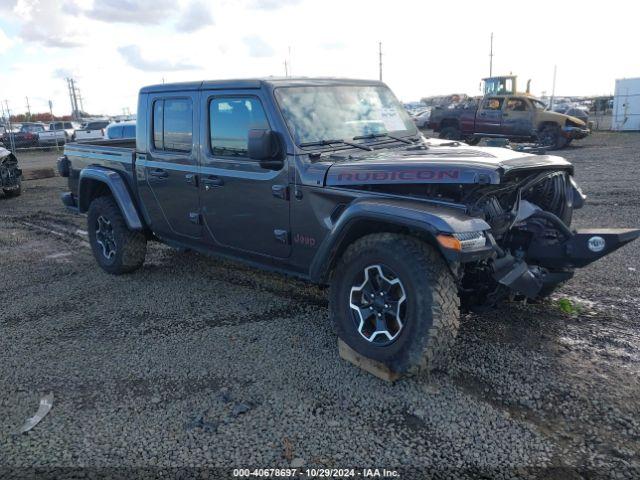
[153,101,163,149]
[482,97,504,111]
[209,97,269,158]
[153,98,193,153]
[506,98,528,111]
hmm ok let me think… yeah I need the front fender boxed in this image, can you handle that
[78,166,143,230]
[309,197,490,283]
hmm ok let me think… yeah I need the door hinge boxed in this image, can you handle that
[271,184,289,200]
[273,229,290,244]
[189,212,202,225]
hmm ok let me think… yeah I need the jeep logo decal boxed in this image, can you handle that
[293,233,316,247]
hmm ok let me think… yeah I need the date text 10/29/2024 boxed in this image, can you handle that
[233,468,400,478]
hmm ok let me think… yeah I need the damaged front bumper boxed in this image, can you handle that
[562,125,590,140]
[494,228,640,298]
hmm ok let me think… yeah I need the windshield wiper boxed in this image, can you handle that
[352,133,416,145]
[299,138,373,151]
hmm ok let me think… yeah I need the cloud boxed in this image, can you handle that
[320,41,345,50]
[0,27,14,54]
[13,0,81,48]
[176,1,214,33]
[52,68,75,80]
[86,0,174,25]
[243,36,274,58]
[249,0,302,10]
[118,45,199,71]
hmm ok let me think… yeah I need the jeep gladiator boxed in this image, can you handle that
[429,94,590,149]
[58,78,638,375]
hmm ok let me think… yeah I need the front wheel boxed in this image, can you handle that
[87,196,147,274]
[538,125,568,150]
[330,234,460,375]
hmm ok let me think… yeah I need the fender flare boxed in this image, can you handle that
[78,166,144,230]
[308,198,490,283]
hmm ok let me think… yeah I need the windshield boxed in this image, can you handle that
[275,85,417,145]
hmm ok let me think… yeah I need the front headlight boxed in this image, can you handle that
[437,231,486,251]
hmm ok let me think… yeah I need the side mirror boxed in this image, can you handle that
[248,129,283,169]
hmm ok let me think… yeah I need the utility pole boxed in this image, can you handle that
[4,100,16,153]
[288,46,292,77]
[284,59,288,77]
[550,65,557,110]
[378,42,383,81]
[49,100,60,152]
[66,78,75,118]
[25,96,31,121]
[489,32,494,77]
[71,78,80,120]
[77,87,85,113]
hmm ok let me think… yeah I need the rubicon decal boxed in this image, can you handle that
[330,168,461,184]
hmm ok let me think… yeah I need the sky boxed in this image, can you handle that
[0,0,638,117]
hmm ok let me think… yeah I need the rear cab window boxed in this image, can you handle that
[153,98,193,153]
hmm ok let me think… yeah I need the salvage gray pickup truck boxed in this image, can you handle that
[57,78,638,376]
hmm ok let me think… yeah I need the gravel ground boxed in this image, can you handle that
[1,132,639,479]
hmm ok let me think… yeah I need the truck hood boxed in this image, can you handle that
[324,139,573,187]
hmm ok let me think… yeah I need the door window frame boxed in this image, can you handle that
[149,96,195,157]
[481,97,505,111]
[205,94,272,165]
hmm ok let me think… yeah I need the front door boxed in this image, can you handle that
[138,93,201,239]
[199,92,291,258]
[502,97,534,137]
[476,96,504,134]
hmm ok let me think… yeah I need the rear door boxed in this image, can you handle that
[137,93,202,239]
[502,97,534,136]
[198,90,291,258]
[475,96,505,134]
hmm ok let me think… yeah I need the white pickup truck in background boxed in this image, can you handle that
[74,120,110,141]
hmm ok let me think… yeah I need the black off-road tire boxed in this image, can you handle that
[87,195,147,275]
[329,233,460,376]
[538,125,568,150]
[439,126,462,141]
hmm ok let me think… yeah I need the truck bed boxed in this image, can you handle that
[63,139,137,196]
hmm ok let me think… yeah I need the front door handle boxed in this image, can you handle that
[149,168,168,178]
[203,176,224,190]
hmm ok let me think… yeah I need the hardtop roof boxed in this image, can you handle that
[139,77,385,94]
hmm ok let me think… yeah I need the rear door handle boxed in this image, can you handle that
[149,168,168,178]
[203,176,224,190]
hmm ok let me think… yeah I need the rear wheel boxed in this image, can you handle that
[330,234,460,375]
[87,196,147,274]
[439,126,462,141]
